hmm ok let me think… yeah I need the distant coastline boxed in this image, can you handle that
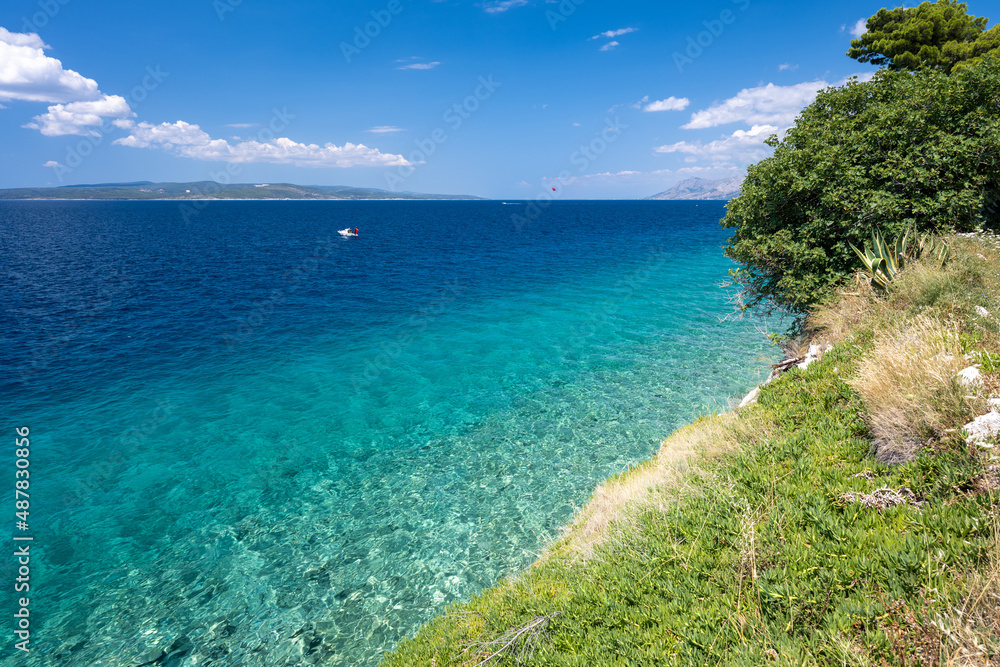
[0,181,487,201]
[0,178,749,202]
[4,197,485,202]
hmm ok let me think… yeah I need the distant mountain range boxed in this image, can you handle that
[646,176,744,201]
[0,181,486,201]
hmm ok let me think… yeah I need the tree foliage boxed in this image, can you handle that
[847,0,1000,73]
[721,57,1000,314]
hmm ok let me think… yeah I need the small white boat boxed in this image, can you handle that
[338,228,358,237]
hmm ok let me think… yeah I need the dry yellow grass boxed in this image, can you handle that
[850,315,979,464]
[807,274,880,345]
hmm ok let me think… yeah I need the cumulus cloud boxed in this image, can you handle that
[655,124,779,164]
[590,27,637,40]
[0,28,47,49]
[657,75,875,167]
[42,160,58,167]
[113,120,411,168]
[681,81,835,130]
[25,95,134,136]
[0,28,102,104]
[599,41,619,52]
[0,27,139,137]
[482,0,528,13]
[849,18,867,38]
[643,96,690,112]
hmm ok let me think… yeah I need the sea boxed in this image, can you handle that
[1,199,778,666]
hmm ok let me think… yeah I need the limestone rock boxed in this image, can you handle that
[957,366,982,386]
[964,411,1000,445]
[797,343,827,370]
[738,386,761,409]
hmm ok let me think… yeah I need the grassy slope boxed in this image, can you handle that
[381,235,1000,667]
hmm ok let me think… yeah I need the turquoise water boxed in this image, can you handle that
[1,200,777,665]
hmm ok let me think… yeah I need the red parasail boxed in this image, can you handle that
[552,187,556,191]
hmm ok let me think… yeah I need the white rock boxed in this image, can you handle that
[975,306,991,318]
[957,366,982,386]
[797,343,823,370]
[964,411,1000,445]
[989,398,1000,410]
[738,386,761,409]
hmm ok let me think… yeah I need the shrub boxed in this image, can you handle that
[722,57,1000,316]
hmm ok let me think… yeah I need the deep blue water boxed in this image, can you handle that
[1,200,776,666]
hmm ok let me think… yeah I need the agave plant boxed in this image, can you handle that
[915,232,952,265]
[850,228,910,290]
[850,227,951,290]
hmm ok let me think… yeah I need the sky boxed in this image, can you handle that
[0,0,942,198]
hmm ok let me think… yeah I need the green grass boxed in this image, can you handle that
[379,235,1000,667]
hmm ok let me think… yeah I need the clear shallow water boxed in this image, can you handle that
[1,200,777,666]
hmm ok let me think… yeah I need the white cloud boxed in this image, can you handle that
[589,27,637,40]
[682,80,836,130]
[0,27,47,49]
[397,61,440,70]
[42,160,58,167]
[225,122,259,128]
[0,28,102,104]
[599,41,619,52]
[113,120,412,168]
[367,125,405,133]
[24,94,135,136]
[778,63,798,71]
[849,18,867,38]
[661,75,876,167]
[655,124,779,164]
[643,96,690,112]
[482,0,528,13]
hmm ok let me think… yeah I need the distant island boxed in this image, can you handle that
[0,181,487,201]
[645,175,744,201]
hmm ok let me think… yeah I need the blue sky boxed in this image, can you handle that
[0,0,942,198]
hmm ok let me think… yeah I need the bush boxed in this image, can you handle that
[722,56,1000,315]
